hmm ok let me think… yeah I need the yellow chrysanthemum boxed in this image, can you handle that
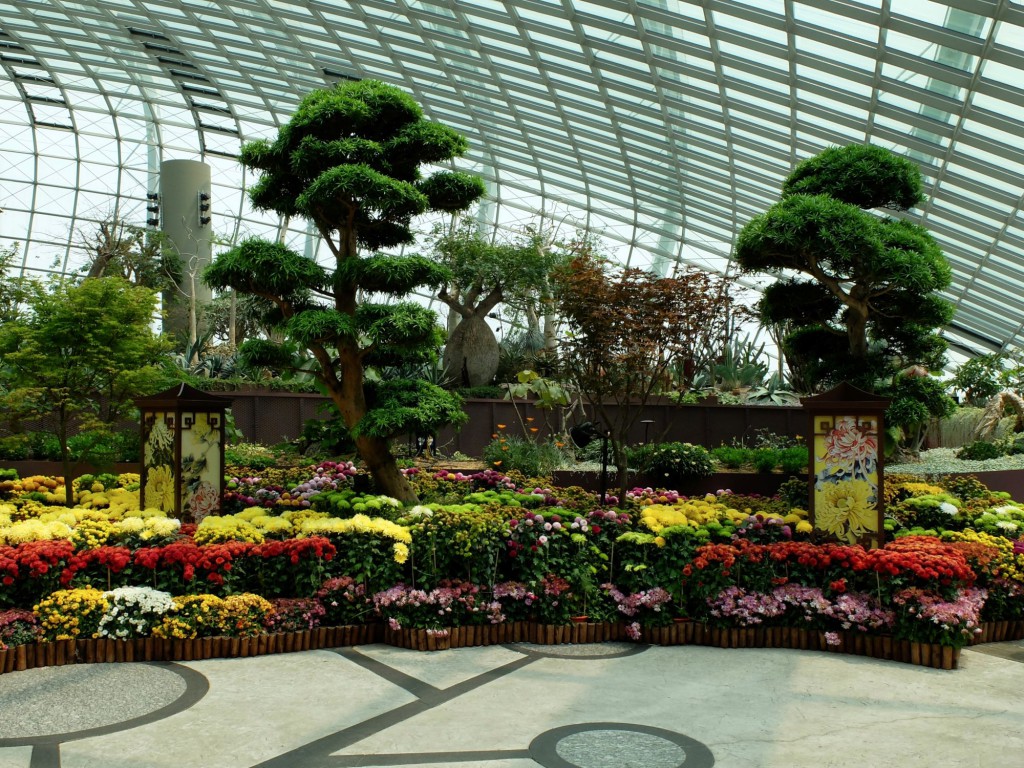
[144,465,176,513]
[393,542,410,564]
[814,480,876,543]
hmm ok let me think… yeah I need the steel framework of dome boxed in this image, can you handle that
[1,0,1023,361]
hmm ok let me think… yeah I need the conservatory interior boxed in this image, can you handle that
[2,2,1024,767]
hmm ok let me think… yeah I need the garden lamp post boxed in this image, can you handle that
[136,383,230,522]
[801,382,889,548]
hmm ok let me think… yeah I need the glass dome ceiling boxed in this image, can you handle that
[1,0,1023,361]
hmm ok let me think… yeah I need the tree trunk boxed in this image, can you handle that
[330,271,417,504]
[443,314,499,387]
[355,433,417,503]
[613,439,629,500]
[846,302,870,359]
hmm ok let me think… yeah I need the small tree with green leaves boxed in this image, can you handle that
[0,277,167,503]
[0,243,30,324]
[204,80,485,503]
[79,216,180,293]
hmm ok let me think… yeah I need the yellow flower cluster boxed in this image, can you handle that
[300,513,412,544]
[70,518,117,548]
[0,503,14,526]
[34,588,109,641]
[0,503,180,548]
[151,593,274,639]
[220,593,274,636]
[943,529,1024,584]
[0,475,64,496]
[0,518,74,545]
[393,542,410,564]
[152,594,223,639]
[639,496,809,535]
[194,515,265,545]
[281,508,329,528]
[896,482,946,498]
[235,507,295,538]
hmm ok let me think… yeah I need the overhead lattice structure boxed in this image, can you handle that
[1,0,1023,361]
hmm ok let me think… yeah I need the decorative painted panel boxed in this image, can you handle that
[812,414,882,546]
[179,411,223,522]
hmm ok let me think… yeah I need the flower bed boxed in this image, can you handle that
[2,465,1024,673]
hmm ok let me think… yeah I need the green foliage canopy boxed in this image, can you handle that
[0,276,168,502]
[205,80,484,502]
[736,144,954,395]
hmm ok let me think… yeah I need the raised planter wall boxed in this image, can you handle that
[551,470,795,496]
[4,618,1008,673]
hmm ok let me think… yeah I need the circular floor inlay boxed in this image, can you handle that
[555,730,686,767]
[530,722,715,768]
[0,663,188,740]
[512,642,647,659]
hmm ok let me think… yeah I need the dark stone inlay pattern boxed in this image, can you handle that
[530,723,715,768]
[0,662,208,748]
[964,642,1024,664]
[253,651,539,768]
[556,730,686,767]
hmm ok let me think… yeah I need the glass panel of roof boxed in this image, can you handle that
[795,36,876,71]
[792,4,877,42]
[516,6,573,30]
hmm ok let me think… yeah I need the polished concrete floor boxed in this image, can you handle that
[1,640,1022,768]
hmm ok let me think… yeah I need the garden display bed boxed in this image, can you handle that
[4,618,1019,674]
[3,464,1022,684]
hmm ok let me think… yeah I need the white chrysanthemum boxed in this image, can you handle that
[939,502,959,516]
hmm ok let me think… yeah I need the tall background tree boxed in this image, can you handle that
[734,144,956,447]
[79,216,180,293]
[431,218,563,387]
[553,252,744,496]
[204,80,485,502]
[0,276,167,503]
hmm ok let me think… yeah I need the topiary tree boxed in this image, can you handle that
[735,144,955,444]
[204,80,485,503]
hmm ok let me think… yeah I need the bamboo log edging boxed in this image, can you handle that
[4,619,1021,674]
[0,623,383,675]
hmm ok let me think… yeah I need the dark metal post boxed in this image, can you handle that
[599,429,610,505]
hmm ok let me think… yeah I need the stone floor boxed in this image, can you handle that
[1,640,1022,768]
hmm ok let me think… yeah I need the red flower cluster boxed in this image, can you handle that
[134,540,260,583]
[253,537,336,565]
[0,540,74,585]
[59,546,133,585]
[686,537,976,591]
